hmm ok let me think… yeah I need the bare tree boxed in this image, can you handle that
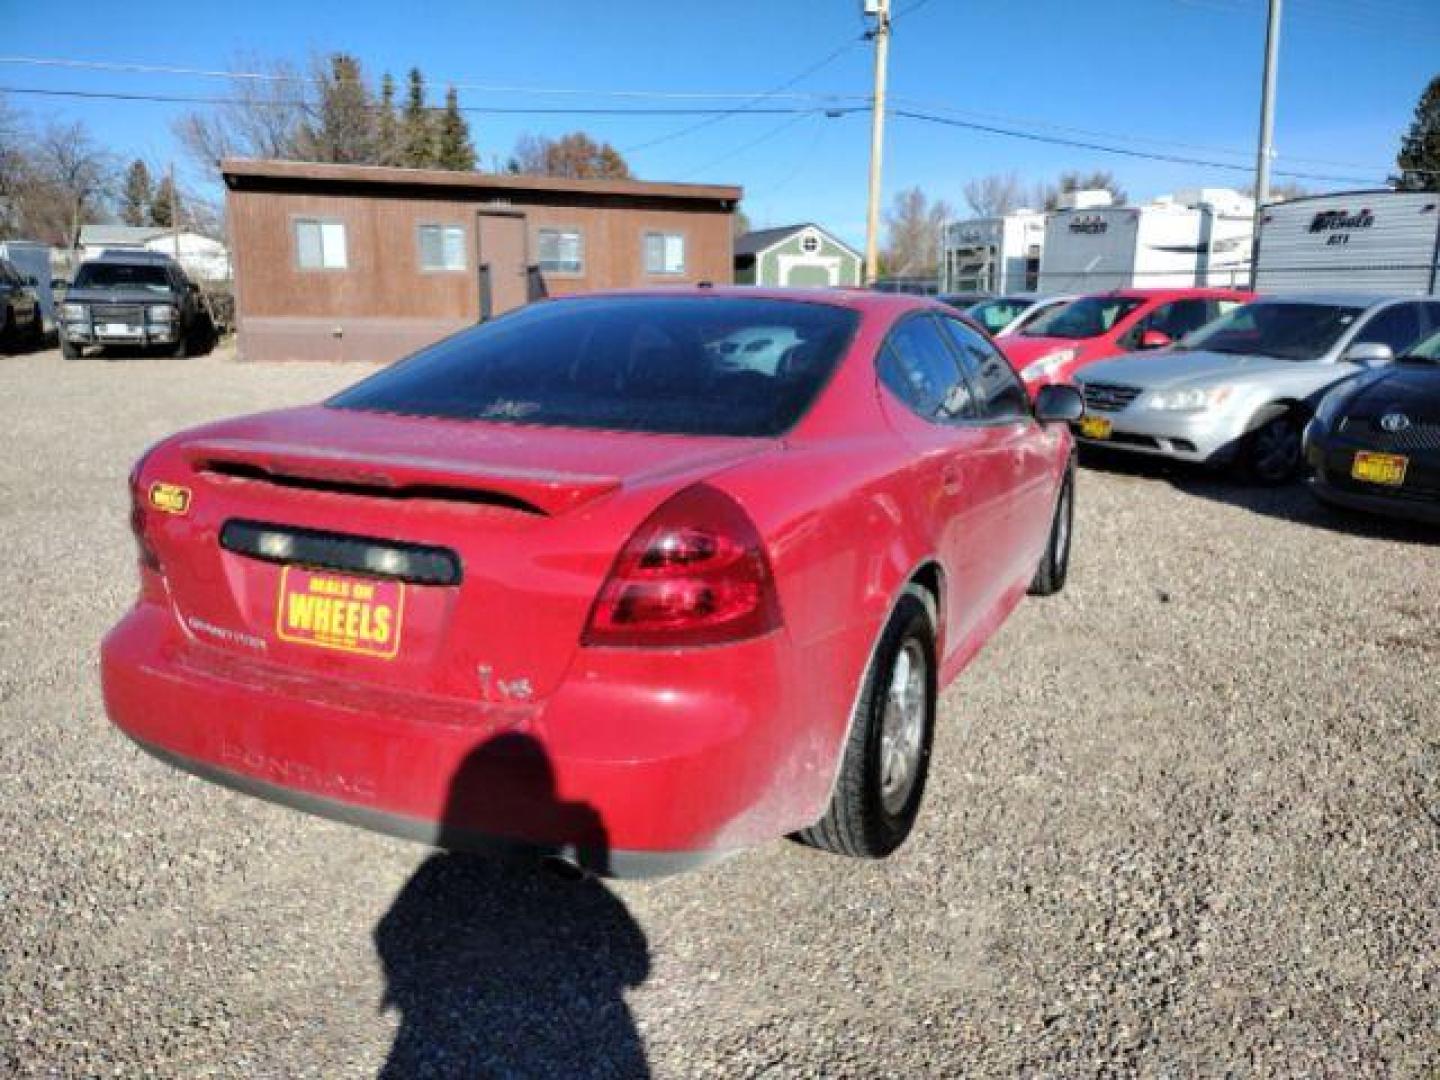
[1034,169,1128,210]
[507,132,632,180]
[882,187,953,277]
[962,172,1028,217]
[20,121,115,247]
[172,55,309,180]
[296,54,380,165]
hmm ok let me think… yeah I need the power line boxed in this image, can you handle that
[889,107,1392,184]
[0,54,866,103]
[0,84,865,119]
[621,35,865,155]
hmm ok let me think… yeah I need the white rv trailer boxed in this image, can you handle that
[1037,188,1254,293]
[940,209,1046,294]
[1253,190,1440,295]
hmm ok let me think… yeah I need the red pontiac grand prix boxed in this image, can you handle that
[102,288,1082,876]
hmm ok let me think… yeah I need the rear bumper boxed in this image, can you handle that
[101,603,821,875]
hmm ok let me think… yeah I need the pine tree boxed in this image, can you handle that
[299,54,376,165]
[376,72,400,166]
[434,87,476,171]
[401,68,434,168]
[121,160,152,226]
[1394,75,1440,192]
[149,173,177,228]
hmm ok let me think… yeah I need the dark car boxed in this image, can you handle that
[0,257,43,353]
[1305,327,1440,525]
[58,251,213,359]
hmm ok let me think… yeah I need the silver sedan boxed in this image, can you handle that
[1073,293,1440,482]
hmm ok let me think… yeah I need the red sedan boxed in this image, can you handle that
[1003,287,1253,388]
[102,289,1081,876]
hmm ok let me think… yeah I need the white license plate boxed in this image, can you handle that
[102,323,141,336]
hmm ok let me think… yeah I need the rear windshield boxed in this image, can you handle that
[1021,296,1143,339]
[1183,302,1362,360]
[329,296,859,437]
[73,262,171,291]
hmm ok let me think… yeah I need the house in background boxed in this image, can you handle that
[734,224,861,288]
[221,159,741,363]
[78,224,232,283]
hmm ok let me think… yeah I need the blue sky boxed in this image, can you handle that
[4,0,1437,247]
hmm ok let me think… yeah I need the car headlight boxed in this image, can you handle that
[147,305,177,322]
[1146,386,1233,411]
[1020,348,1078,382]
[61,302,87,320]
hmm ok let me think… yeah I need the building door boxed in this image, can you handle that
[475,211,529,320]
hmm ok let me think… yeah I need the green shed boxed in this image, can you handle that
[734,223,862,288]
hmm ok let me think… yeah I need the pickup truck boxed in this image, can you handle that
[58,251,214,359]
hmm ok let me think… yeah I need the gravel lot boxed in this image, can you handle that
[2,346,1437,1077]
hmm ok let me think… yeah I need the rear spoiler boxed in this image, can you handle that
[185,438,620,516]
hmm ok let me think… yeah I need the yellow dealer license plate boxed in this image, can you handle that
[1351,451,1408,487]
[1079,416,1112,440]
[275,567,404,659]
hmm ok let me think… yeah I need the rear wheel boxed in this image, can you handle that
[1240,410,1303,485]
[60,334,81,360]
[1029,464,1075,596]
[796,586,937,859]
[28,311,43,347]
[0,309,13,354]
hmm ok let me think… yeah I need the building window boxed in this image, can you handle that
[800,233,821,254]
[537,228,584,274]
[295,219,347,270]
[644,231,686,275]
[418,224,467,272]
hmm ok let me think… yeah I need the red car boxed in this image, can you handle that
[1002,287,1253,388]
[102,289,1081,876]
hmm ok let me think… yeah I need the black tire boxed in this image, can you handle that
[0,309,13,354]
[1239,410,1304,485]
[795,586,937,859]
[167,333,190,359]
[59,333,81,360]
[28,311,43,348]
[1029,464,1075,596]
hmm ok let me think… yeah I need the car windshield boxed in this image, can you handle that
[1182,302,1363,361]
[72,262,171,292]
[1020,296,1143,339]
[1403,328,1440,362]
[329,296,859,437]
[967,298,1034,334]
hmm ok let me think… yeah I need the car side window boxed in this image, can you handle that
[1420,303,1440,337]
[877,316,977,422]
[1121,299,1212,348]
[936,317,1031,422]
[1355,304,1425,355]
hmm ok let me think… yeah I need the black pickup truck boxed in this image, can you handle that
[58,251,214,359]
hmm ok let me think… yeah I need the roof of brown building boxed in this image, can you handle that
[221,159,742,204]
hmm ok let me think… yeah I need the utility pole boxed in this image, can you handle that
[863,0,891,285]
[1253,0,1282,233]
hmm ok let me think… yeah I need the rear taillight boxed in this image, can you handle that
[128,454,161,573]
[582,485,782,648]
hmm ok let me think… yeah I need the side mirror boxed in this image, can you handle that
[1344,342,1394,368]
[1034,383,1084,424]
[1138,329,1172,350]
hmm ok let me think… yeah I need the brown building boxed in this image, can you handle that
[222,159,742,363]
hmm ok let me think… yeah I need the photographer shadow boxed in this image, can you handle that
[374,733,651,1078]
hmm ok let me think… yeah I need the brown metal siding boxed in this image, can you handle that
[225,165,737,362]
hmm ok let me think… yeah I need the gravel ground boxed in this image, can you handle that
[1,347,1437,1077]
